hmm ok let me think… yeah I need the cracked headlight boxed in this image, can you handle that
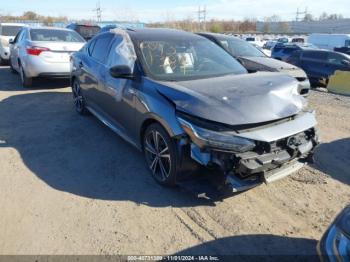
[177,117,255,152]
[318,205,350,262]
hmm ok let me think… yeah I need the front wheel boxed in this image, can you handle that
[143,123,179,186]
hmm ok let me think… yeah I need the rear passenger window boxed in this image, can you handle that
[303,51,327,61]
[283,48,297,54]
[91,33,114,63]
[87,40,96,56]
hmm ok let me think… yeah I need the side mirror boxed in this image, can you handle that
[9,38,14,44]
[109,65,134,79]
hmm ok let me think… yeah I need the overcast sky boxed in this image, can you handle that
[0,0,349,22]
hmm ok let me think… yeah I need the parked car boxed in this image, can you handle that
[10,26,85,87]
[0,23,25,64]
[318,205,350,261]
[291,37,305,43]
[272,43,318,61]
[244,36,264,47]
[263,40,277,50]
[70,28,319,190]
[334,46,350,55]
[308,33,350,51]
[277,37,289,44]
[66,23,101,41]
[198,33,310,96]
[286,49,350,87]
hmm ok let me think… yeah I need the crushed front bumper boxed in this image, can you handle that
[226,160,306,192]
[189,125,319,192]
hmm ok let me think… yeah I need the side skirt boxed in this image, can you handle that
[86,106,141,151]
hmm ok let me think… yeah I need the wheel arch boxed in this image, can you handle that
[139,114,184,150]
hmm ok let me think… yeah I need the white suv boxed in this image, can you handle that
[0,23,25,64]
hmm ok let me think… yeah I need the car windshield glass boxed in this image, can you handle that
[1,26,22,36]
[76,26,101,39]
[30,29,85,42]
[220,38,265,57]
[345,40,350,47]
[138,38,247,81]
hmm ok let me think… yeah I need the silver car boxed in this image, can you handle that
[10,26,85,87]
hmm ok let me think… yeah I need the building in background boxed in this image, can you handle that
[257,19,350,34]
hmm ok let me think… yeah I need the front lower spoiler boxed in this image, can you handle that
[225,160,306,193]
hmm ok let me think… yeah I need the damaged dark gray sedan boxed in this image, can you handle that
[70,28,319,191]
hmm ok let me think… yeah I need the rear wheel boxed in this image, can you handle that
[72,79,89,115]
[19,64,32,87]
[143,123,178,186]
[10,60,17,74]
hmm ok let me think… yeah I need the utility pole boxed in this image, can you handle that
[198,6,207,31]
[93,1,102,22]
[295,7,308,22]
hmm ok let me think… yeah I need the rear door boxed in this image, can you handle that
[10,29,24,70]
[300,51,328,81]
[83,33,115,113]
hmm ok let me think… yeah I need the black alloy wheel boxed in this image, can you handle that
[72,80,89,115]
[143,123,178,186]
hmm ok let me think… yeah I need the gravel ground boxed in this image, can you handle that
[0,65,349,256]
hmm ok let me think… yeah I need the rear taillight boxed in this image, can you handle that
[26,46,50,56]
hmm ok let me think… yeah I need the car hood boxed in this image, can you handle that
[155,72,306,126]
[240,56,307,78]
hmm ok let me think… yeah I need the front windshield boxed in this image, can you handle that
[220,38,265,57]
[138,38,247,81]
[1,26,22,36]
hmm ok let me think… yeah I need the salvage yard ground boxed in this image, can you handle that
[0,65,349,256]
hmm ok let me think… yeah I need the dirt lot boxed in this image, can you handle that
[0,65,349,256]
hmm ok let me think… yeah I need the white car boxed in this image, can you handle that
[10,26,86,87]
[0,23,25,64]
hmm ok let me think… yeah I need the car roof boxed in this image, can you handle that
[197,32,241,41]
[125,28,203,41]
[68,23,100,27]
[26,26,75,31]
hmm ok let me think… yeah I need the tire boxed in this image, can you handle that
[143,123,178,186]
[10,60,17,74]
[72,79,89,115]
[19,63,32,87]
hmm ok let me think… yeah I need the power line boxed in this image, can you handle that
[295,7,308,22]
[198,6,207,31]
[93,1,102,22]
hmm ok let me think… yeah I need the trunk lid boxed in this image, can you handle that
[28,41,84,63]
